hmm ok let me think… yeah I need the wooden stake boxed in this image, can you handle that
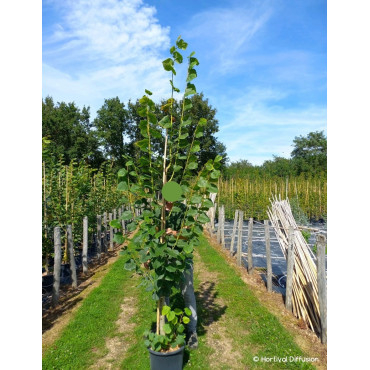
[230,210,239,255]
[52,227,61,306]
[317,234,327,344]
[237,211,244,266]
[82,216,88,274]
[103,212,108,252]
[264,220,272,292]
[97,215,102,260]
[221,205,225,248]
[67,225,77,289]
[247,218,254,273]
[109,213,113,251]
[113,208,117,233]
[217,206,221,244]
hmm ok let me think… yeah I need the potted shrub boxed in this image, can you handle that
[110,37,222,369]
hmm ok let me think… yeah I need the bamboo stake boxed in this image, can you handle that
[285,226,295,311]
[268,198,321,333]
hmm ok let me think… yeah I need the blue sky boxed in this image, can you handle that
[42,0,327,165]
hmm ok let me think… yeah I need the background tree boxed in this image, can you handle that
[262,156,293,177]
[42,96,103,167]
[291,131,327,176]
[93,97,130,168]
[225,159,254,178]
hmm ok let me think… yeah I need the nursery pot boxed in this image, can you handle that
[60,263,72,285]
[148,346,184,370]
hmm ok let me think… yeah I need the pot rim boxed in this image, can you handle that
[148,345,184,357]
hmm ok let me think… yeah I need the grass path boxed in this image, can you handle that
[43,235,323,369]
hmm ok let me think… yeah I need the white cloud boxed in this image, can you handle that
[213,87,326,165]
[184,1,273,73]
[43,0,174,117]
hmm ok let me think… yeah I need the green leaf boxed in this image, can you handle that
[174,308,183,316]
[186,68,197,82]
[150,128,162,139]
[195,130,203,138]
[127,222,137,232]
[194,224,203,235]
[191,144,200,153]
[117,181,128,191]
[118,168,128,177]
[184,307,192,316]
[184,244,193,254]
[137,106,147,117]
[183,98,193,111]
[184,83,196,97]
[169,79,180,93]
[148,112,157,124]
[113,233,124,244]
[167,311,176,321]
[188,161,198,170]
[121,211,133,220]
[207,183,218,193]
[130,184,141,193]
[173,51,183,64]
[190,195,202,204]
[198,118,207,126]
[162,58,176,74]
[110,220,121,229]
[189,57,199,68]
[183,316,190,324]
[163,323,172,334]
[210,169,221,179]
[162,306,171,316]
[136,139,149,152]
[177,324,185,333]
[158,116,171,129]
[203,199,214,208]
[165,265,177,272]
[179,139,188,148]
[198,213,210,224]
[155,229,166,239]
[176,38,188,50]
[214,155,223,162]
[181,117,192,126]
[124,260,136,271]
[187,207,198,217]
[145,89,153,95]
[173,165,182,172]
[197,177,208,188]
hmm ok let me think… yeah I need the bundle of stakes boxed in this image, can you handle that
[267,195,321,334]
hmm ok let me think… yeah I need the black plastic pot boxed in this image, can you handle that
[60,263,72,285]
[148,346,184,370]
[42,274,54,293]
